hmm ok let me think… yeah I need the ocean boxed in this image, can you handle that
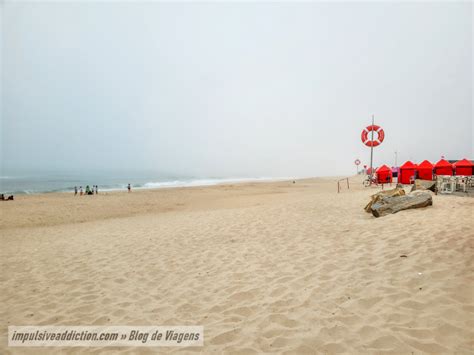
[0,172,292,195]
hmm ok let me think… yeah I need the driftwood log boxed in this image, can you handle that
[411,179,436,192]
[370,191,432,217]
[364,187,405,213]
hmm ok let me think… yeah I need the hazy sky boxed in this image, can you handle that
[1,1,472,178]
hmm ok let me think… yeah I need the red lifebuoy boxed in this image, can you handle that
[361,125,385,147]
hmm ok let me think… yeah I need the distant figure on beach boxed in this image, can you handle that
[85,185,91,195]
[1,194,14,201]
[94,185,98,194]
[80,186,83,196]
[74,186,78,196]
[128,183,131,193]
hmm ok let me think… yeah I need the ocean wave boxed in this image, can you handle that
[139,177,292,189]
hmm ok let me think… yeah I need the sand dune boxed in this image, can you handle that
[1,177,473,353]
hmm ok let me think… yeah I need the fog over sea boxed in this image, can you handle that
[0,172,294,195]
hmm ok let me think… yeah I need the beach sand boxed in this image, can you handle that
[1,176,473,353]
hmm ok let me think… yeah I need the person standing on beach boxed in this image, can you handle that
[74,186,78,196]
[80,186,83,196]
[95,185,98,194]
[128,183,131,193]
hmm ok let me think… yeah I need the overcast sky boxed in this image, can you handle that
[1,1,472,178]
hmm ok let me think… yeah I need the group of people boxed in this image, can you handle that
[74,185,98,196]
[74,184,132,195]
[0,193,14,201]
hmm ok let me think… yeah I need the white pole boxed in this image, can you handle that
[370,115,374,180]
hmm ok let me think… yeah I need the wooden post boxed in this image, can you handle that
[338,178,350,193]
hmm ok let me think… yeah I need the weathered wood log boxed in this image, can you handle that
[411,179,436,192]
[364,187,405,213]
[370,192,432,217]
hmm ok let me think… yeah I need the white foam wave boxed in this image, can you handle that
[140,177,292,190]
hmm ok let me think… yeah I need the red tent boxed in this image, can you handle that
[399,161,416,184]
[454,159,474,176]
[434,159,453,176]
[417,160,433,180]
[376,165,393,184]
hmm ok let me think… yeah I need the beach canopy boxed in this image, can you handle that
[399,161,416,184]
[454,159,474,176]
[434,159,453,176]
[376,165,392,184]
[417,160,434,181]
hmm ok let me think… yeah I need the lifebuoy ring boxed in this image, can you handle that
[361,125,385,147]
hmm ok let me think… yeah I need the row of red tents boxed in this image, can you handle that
[376,159,474,184]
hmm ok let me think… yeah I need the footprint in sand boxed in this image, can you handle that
[266,314,299,328]
[229,290,258,302]
[210,329,239,345]
[223,306,254,317]
[357,296,383,309]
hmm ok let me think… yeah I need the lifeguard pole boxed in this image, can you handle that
[369,114,375,179]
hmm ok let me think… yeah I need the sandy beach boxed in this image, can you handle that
[1,176,473,354]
